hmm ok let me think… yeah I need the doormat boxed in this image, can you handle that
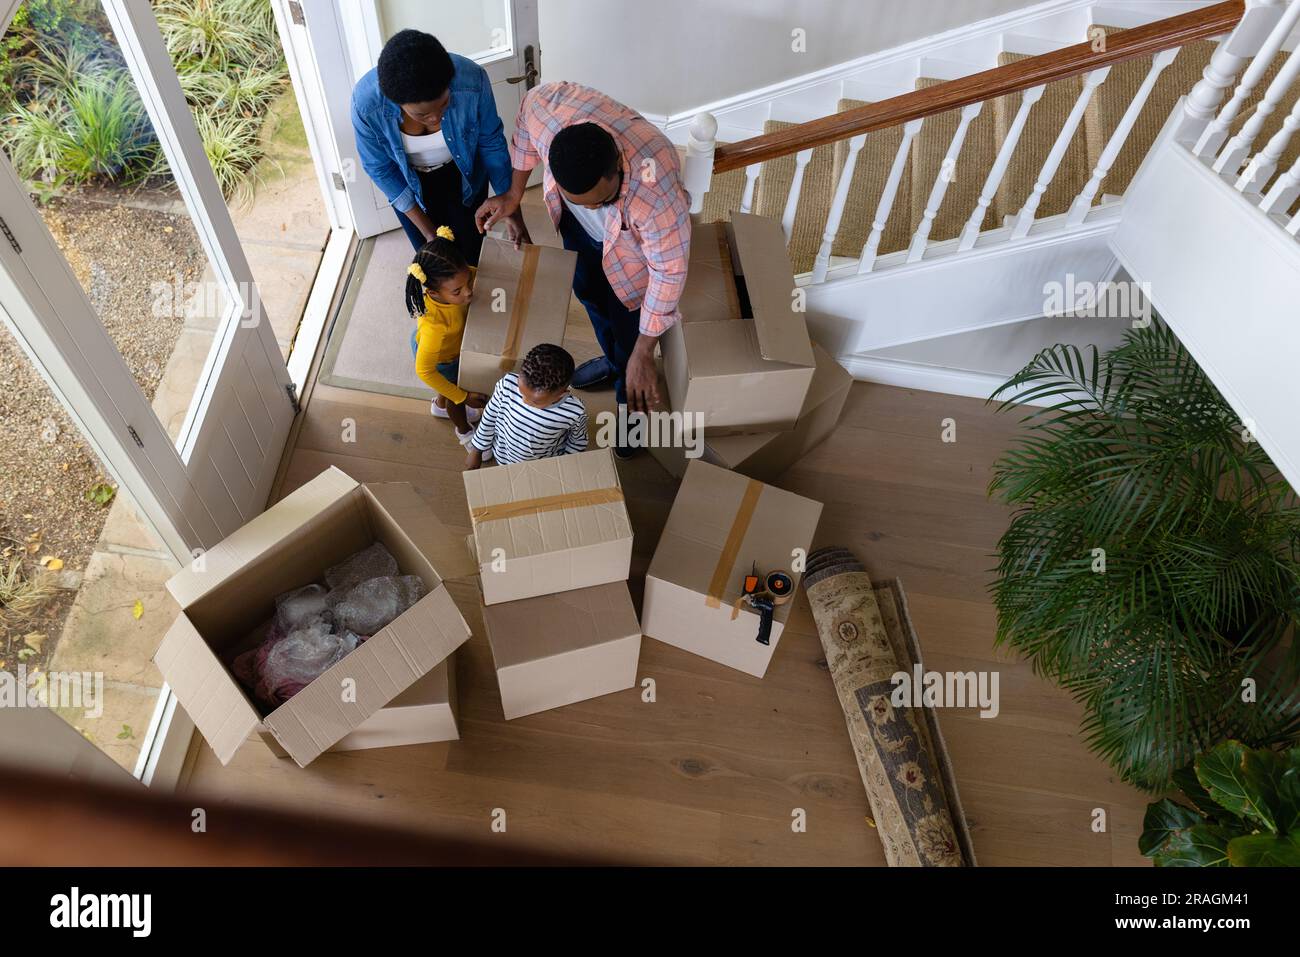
[319,230,432,400]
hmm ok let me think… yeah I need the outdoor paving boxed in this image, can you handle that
[49,93,330,770]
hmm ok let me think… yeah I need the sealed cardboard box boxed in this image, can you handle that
[464,448,633,605]
[484,581,641,719]
[642,460,823,677]
[329,657,458,751]
[650,342,853,481]
[661,213,816,434]
[459,237,577,394]
[155,468,474,768]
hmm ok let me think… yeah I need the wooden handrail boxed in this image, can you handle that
[712,0,1244,173]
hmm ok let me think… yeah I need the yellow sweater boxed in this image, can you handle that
[412,276,472,404]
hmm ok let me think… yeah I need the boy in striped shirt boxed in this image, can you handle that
[466,344,588,469]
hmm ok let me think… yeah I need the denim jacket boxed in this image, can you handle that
[350,54,513,213]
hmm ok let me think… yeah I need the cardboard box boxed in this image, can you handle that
[661,213,816,434]
[155,468,475,768]
[649,342,853,481]
[642,460,823,677]
[328,657,458,751]
[484,582,641,719]
[458,237,577,394]
[463,448,633,605]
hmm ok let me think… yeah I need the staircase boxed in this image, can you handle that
[674,0,1300,490]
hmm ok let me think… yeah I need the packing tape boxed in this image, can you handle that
[705,478,763,609]
[499,244,540,372]
[470,485,624,524]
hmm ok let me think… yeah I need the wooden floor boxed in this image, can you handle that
[183,198,1151,866]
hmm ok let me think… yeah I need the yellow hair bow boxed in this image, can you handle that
[435,225,456,242]
[407,263,427,284]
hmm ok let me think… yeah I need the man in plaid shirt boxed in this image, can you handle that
[475,82,691,449]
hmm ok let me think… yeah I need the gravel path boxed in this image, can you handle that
[0,196,205,641]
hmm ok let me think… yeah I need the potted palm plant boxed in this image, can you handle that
[989,321,1300,790]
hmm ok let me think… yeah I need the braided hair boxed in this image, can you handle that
[405,226,469,317]
[520,343,575,393]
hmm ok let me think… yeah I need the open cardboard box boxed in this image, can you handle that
[660,213,816,435]
[154,467,475,768]
[459,237,577,395]
[650,341,852,481]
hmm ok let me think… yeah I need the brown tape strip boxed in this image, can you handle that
[705,478,763,609]
[470,485,624,524]
[499,244,540,372]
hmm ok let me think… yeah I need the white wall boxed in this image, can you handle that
[537,0,1044,116]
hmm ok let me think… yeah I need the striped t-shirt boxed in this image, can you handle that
[470,373,588,464]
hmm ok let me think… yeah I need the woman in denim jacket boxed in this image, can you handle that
[350,29,530,263]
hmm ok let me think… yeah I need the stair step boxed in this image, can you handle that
[993,51,1090,222]
[754,119,838,273]
[916,56,991,82]
[910,76,1000,243]
[1000,32,1069,57]
[830,98,912,259]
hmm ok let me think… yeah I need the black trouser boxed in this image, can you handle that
[558,206,642,406]
[394,162,487,266]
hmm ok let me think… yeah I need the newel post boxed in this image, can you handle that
[1177,0,1285,145]
[682,112,718,215]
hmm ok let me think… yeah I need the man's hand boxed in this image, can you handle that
[625,336,661,414]
[465,448,483,470]
[475,192,520,234]
[464,392,488,410]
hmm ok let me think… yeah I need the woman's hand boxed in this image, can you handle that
[500,209,532,249]
[464,392,488,409]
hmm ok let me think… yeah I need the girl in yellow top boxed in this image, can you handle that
[406,226,489,446]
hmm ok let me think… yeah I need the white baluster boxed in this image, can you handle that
[1260,152,1300,214]
[959,85,1044,251]
[781,148,814,241]
[682,112,718,215]
[1068,50,1178,225]
[908,102,984,263]
[858,119,922,274]
[1196,0,1299,157]
[1215,45,1300,174]
[1287,207,1300,236]
[811,134,866,283]
[1181,0,1286,146]
[1012,67,1110,240]
[739,163,760,214]
[1237,93,1300,192]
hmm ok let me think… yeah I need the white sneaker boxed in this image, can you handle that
[466,405,482,425]
[430,398,450,419]
[456,428,475,448]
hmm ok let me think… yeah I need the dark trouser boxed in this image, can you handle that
[394,162,488,266]
[558,205,641,406]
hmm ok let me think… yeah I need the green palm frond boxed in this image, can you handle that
[989,320,1300,790]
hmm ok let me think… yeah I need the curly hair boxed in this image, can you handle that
[549,123,619,194]
[520,343,575,394]
[405,228,469,316]
[377,30,453,105]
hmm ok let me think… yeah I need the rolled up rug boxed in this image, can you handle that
[805,546,976,866]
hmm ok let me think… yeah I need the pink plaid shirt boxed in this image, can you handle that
[510,82,691,336]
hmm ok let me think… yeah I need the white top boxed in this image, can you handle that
[562,194,614,243]
[401,129,453,169]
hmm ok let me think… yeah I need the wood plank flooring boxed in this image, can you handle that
[183,196,1152,866]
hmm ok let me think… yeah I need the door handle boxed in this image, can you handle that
[506,45,538,89]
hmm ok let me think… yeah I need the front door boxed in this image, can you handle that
[293,0,541,238]
[0,0,296,553]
